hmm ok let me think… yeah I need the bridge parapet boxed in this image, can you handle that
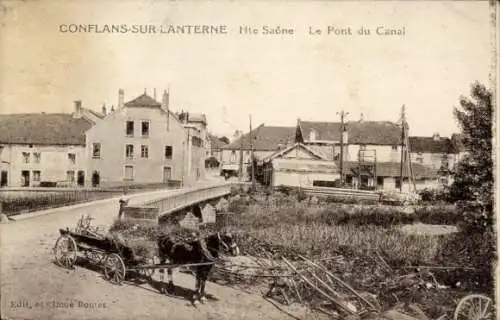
[141,183,231,218]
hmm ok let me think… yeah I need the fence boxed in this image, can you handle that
[297,186,381,202]
[0,183,182,216]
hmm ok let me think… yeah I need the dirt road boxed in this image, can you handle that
[0,186,304,320]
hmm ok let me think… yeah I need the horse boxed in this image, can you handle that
[157,232,239,304]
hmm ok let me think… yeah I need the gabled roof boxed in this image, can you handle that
[264,142,327,162]
[298,120,402,145]
[345,161,438,179]
[124,93,161,108]
[409,136,455,154]
[223,124,296,151]
[0,113,93,145]
[208,134,228,149]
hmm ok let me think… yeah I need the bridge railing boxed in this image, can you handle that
[142,183,231,216]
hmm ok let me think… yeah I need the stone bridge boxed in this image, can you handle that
[122,182,234,229]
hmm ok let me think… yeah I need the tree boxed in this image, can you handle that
[450,81,493,230]
[442,82,495,291]
[219,136,230,144]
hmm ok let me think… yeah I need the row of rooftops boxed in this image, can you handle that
[0,90,207,146]
[0,89,464,155]
[223,121,465,154]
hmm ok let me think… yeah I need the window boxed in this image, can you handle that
[92,143,101,158]
[22,152,30,163]
[141,121,150,137]
[66,170,75,183]
[141,145,149,158]
[441,154,449,168]
[33,170,41,182]
[33,152,41,164]
[231,150,237,162]
[192,136,203,148]
[377,176,384,187]
[395,178,402,189]
[126,121,134,136]
[125,144,134,160]
[124,165,134,180]
[359,144,367,150]
[68,153,76,164]
[391,145,398,151]
[165,146,173,159]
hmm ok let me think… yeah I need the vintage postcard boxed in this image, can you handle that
[0,1,497,319]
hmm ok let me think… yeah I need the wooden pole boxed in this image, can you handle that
[337,111,349,185]
[250,114,255,190]
[399,105,406,192]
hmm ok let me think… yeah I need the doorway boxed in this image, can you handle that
[21,170,30,187]
[0,170,7,187]
[91,171,100,187]
[163,167,172,183]
[77,170,85,186]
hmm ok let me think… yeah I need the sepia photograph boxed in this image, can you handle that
[0,1,497,319]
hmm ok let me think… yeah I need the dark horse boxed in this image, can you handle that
[157,232,239,304]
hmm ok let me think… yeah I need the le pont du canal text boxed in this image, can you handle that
[58,24,406,37]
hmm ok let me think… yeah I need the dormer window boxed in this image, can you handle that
[309,129,317,141]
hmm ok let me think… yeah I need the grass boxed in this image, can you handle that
[217,191,494,317]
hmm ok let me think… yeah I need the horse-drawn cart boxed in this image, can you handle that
[52,216,216,286]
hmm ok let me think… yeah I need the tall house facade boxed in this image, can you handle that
[85,90,207,187]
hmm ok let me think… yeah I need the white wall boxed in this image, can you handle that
[0,144,86,187]
[347,144,400,162]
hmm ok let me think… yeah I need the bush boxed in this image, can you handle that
[413,205,459,225]
[418,188,451,203]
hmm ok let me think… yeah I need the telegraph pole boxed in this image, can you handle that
[399,105,406,192]
[337,110,349,185]
[249,114,255,190]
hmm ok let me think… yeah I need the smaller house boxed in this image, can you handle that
[345,161,439,191]
[260,143,339,188]
[205,134,227,168]
[220,124,296,178]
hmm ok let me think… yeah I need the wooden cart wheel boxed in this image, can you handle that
[104,253,126,285]
[454,294,493,320]
[54,234,78,268]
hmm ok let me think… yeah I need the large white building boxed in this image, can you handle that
[85,89,207,188]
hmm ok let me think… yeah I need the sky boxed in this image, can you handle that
[0,0,494,139]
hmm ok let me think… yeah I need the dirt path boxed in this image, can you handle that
[0,186,304,320]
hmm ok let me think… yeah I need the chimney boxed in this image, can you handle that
[102,103,107,116]
[154,88,157,100]
[74,100,82,117]
[118,89,124,109]
[162,89,170,131]
[162,89,169,111]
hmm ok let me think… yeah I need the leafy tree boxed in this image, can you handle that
[449,82,493,231]
[442,82,495,291]
[449,82,493,227]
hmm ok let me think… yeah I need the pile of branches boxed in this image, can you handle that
[211,237,459,319]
